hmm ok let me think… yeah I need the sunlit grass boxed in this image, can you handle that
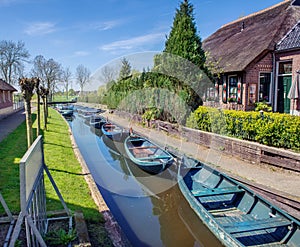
[0,108,103,222]
[0,121,27,213]
[40,108,103,221]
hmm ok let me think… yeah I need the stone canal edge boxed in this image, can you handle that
[64,116,131,247]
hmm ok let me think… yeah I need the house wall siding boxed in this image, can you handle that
[0,90,15,117]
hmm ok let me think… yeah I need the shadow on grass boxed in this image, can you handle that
[49,168,90,176]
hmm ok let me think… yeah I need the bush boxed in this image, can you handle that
[186,106,300,151]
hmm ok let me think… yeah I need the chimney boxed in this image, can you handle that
[241,21,245,31]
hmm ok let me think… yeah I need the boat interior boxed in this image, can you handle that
[182,165,300,246]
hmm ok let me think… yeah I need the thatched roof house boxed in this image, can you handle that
[203,0,300,72]
[202,0,300,114]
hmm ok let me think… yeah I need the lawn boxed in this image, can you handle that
[0,107,113,246]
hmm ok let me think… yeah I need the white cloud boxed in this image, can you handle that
[73,51,90,57]
[24,22,56,36]
[100,32,165,51]
[94,20,120,31]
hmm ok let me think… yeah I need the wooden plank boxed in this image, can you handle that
[223,217,291,234]
[128,146,157,150]
[192,186,244,197]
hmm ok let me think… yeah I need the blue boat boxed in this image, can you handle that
[89,114,106,129]
[101,122,129,142]
[58,104,74,117]
[178,157,300,247]
[124,135,174,174]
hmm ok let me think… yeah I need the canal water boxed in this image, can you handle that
[69,112,222,247]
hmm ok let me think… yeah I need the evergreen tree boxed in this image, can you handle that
[118,58,131,80]
[154,0,212,112]
[164,0,206,69]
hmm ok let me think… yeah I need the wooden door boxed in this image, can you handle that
[277,76,292,113]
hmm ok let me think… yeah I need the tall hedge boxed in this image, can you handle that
[186,106,300,151]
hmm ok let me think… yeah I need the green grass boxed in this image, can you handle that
[0,108,113,246]
[0,108,103,221]
[0,121,27,213]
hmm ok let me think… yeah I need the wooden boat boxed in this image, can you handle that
[178,157,300,247]
[124,135,174,174]
[101,122,129,142]
[89,115,106,128]
[58,105,74,117]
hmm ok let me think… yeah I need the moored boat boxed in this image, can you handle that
[178,157,300,247]
[89,114,106,128]
[124,135,174,174]
[101,122,129,142]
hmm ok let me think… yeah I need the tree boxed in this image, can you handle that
[76,64,90,94]
[35,77,41,136]
[40,86,49,130]
[118,58,131,80]
[31,55,62,101]
[0,40,30,84]
[163,0,206,69]
[61,67,72,99]
[19,78,37,148]
[101,65,117,85]
[153,0,212,112]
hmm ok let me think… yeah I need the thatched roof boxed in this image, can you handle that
[0,79,17,91]
[276,20,300,51]
[203,0,300,73]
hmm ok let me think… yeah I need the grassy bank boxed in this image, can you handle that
[0,108,113,246]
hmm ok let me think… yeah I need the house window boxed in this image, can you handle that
[228,76,238,102]
[279,61,292,74]
[259,73,271,102]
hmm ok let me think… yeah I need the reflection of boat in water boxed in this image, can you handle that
[177,197,224,247]
[124,135,174,174]
[178,157,300,247]
[89,114,106,129]
[123,155,178,198]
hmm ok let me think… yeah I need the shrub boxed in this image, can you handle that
[186,106,300,151]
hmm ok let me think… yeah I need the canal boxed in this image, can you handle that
[69,112,222,247]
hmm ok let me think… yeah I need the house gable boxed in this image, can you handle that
[203,0,300,73]
[276,21,300,51]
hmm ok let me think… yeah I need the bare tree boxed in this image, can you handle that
[40,86,49,130]
[0,40,30,84]
[76,64,90,94]
[101,65,117,84]
[61,67,72,99]
[31,55,62,101]
[19,78,36,148]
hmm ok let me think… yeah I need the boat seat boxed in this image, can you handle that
[191,186,244,197]
[222,217,291,234]
[128,146,157,149]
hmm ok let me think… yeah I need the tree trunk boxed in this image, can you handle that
[43,98,47,130]
[24,99,33,148]
[45,97,48,119]
[37,95,41,136]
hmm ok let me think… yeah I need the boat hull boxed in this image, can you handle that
[178,158,300,247]
[124,135,174,174]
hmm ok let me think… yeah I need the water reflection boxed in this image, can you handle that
[68,112,221,247]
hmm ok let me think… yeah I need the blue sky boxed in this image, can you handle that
[0,0,284,88]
